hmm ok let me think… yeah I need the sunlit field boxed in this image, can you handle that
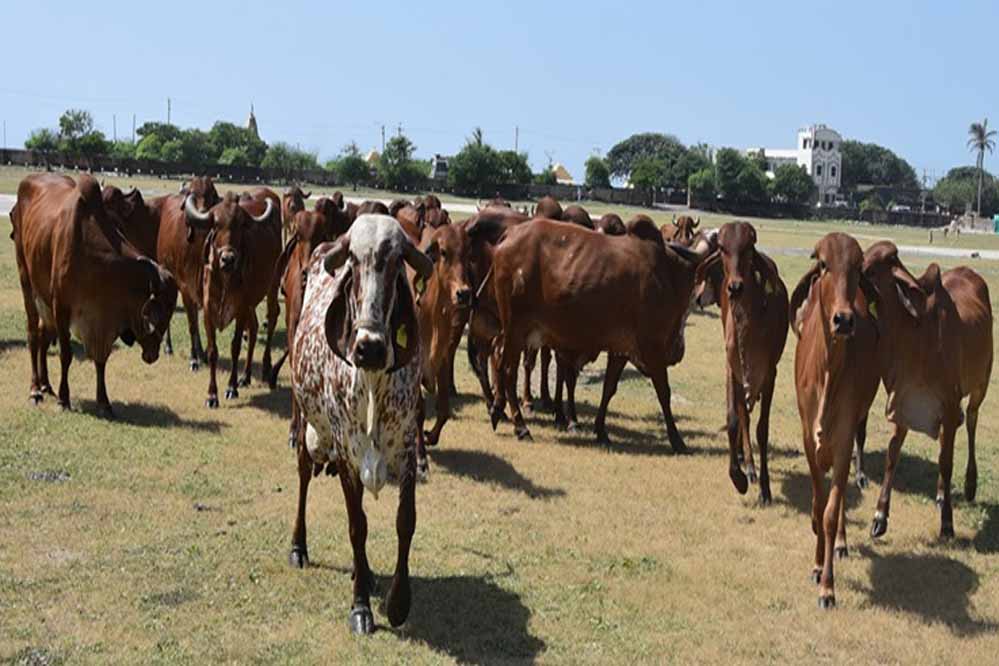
[3,170,999,664]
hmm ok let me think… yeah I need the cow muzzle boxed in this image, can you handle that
[454,286,472,308]
[360,446,388,499]
[353,328,388,370]
[219,249,238,273]
[832,310,855,337]
[141,346,159,364]
[727,280,744,299]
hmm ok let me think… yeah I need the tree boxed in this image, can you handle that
[208,121,267,166]
[109,140,136,161]
[687,167,716,205]
[178,129,214,168]
[331,142,370,190]
[714,148,745,200]
[55,109,108,164]
[499,151,532,185]
[967,118,997,217]
[57,109,95,144]
[448,138,504,195]
[218,146,252,167]
[606,132,688,186]
[629,156,669,190]
[135,134,164,161]
[378,134,423,191]
[770,164,817,204]
[136,122,183,144]
[839,140,919,190]
[584,156,611,188]
[24,128,59,166]
[934,166,999,216]
[734,162,769,204]
[160,139,185,163]
[261,142,319,178]
[534,167,557,185]
[671,149,710,190]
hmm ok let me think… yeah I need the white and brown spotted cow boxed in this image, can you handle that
[288,214,433,635]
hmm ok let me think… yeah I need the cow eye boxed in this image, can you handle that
[818,260,827,272]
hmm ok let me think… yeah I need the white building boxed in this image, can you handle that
[749,124,843,204]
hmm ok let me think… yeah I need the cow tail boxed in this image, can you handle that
[8,201,18,240]
[467,330,482,377]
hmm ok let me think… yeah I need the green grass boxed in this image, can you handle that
[3,178,999,663]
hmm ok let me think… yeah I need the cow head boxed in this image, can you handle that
[694,222,777,307]
[284,186,310,219]
[180,177,221,242]
[128,258,179,364]
[596,213,626,236]
[322,214,433,372]
[424,223,472,309]
[862,241,927,323]
[196,192,274,281]
[330,191,345,211]
[425,206,451,229]
[790,233,878,339]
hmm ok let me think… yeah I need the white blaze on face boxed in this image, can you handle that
[347,215,403,366]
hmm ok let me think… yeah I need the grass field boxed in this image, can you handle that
[3,170,999,664]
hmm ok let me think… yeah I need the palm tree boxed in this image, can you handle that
[967,118,996,217]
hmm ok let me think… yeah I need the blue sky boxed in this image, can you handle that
[2,1,995,183]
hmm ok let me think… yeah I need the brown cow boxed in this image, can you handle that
[861,242,993,539]
[478,217,707,446]
[11,174,178,417]
[790,233,880,608]
[595,213,626,235]
[694,222,788,504]
[357,200,390,216]
[661,214,700,246]
[533,195,562,220]
[104,177,221,369]
[282,186,311,240]
[184,192,282,407]
[562,204,594,229]
[330,191,345,211]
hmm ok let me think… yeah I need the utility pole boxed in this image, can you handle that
[515,126,519,153]
[381,124,385,152]
[132,114,136,143]
[2,120,6,149]
[396,123,402,137]
[167,97,171,124]
[113,114,117,142]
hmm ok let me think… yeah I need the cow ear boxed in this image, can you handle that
[789,264,820,337]
[892,273,925,320]
[324,267,354,363]
[119,328,136,347]
[424,239,440,263]
[694,249,720,286]
[389,272,418,372]
[859,272,882,336]
[751,249,779,309]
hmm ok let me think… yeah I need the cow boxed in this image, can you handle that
[330,191,345,211]
[11,174,178,417]
[282,186,311,241]
[595,213,626,235]
[694,222,788,504]
[789,232,881,608]
[418,222,473,447]
[562,204,594,229]
[475,216,707,446]
[184,191,282,407]
[661,215,700,246]
[288,214,434,635]
[861,242,992,539]
[533,195,563,220]
[357,200,390,216]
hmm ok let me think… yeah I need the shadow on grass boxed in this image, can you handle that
[854,544,997,636]
[76,399,225,432]
[431,448,565,500]
[972,503,999,554]
[246,385,293,420]
[0,338,26,355]
[778,470,864,515]
[862,448,945,504]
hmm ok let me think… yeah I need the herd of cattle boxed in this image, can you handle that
[7,173,993,631]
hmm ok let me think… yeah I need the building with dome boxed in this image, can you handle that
[748,124,843,204]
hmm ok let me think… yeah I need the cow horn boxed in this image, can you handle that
[402,234,434,279]
[249,198,274,223]
[693,216,700,229]
[672,214,677,226]
[303,190,312,199]
[184,194,213,226]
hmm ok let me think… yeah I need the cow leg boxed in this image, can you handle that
[239,311,258,388]
[565,364,580,432]
[594,354,627,445]
[539,346,553,411]
[726,372,749,495]
[163,324,173,356]
[651,367,687,454]
[261,284,280,383]
[36,328,54,400]
[553,359,568,430]
[386,449,417,628]
[339,464,375,635]
[804,437,825,584]
[424,353,453,447]
[17,266,43,402]
[835,491,848,559]
[183,294,204,371]
[871,424,908,538]
[204,315,220,409]
[521,347,537,412]
[496,339,531,441]
[94,360,114,419]
[738,391,757,485]
[853,415,869,489]
[54,306,73,410]
[289,434,312,567]
[225,316,245,400]
[818,454,850,608]
[965,392,984,502]
[937,419,958,539]
[755,369,776,505]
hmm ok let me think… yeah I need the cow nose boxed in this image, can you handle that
[455,287,472,307]
[220,251,237,272]
[832,311,855,336]
[727,280,744,298]
[354,336,387,369]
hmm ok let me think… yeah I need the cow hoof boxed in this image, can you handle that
[871,513,888,538]
[566,422,580,434]
[759,490,772,506]
[288,434,297,450]
[730,467,748,495]
[856,472,869,490]
[745,467,758,485]
[288,547,309,568]
[554,417,568,431]
[940,524,955,540]
[385,578,412,628]
[348,605,375,635]
[416,455,430,482]
[190,360,200,372]
[422,430,439,448]
[835,545,849,560]
[164,345,173,356]
[515,426,533,442]
[206,395,219,409]
[489,407,503,431]
[965,475,978,503]
[669,436,689,455]
[225,387,239,400]
[935,494,945,508]
[818,595,836,610]
[810,569,821,585]
[58,399,71,412]
[41,384,56,396]
[29,392,43,405]
[238,377,251,388]
[594,430,611,446]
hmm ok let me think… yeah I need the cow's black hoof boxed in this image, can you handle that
[515,426,533,441]
[164,344,173,356]
[594,429,611,446]
[835,545,848,560]
[206,395,219,409]
[225,387,238,400]
[940,524,955,540]
[759,489,772,506]
[745,466,758,485]
[29,392,43,405]
[289,547,309,568]
[348,605,375,635]
[818,595,836,610]
[190,360,200,372]
[238,376,251,388]
[810,569,821,585]
[58,399,71,412]
[566,422,580,434]
[423,430,439,448]
[871,514,888,538]
[669,436,689,455]
[385,578,412,628]
[965,474,978,503]
[856,472,869,490]
[554,417,568,431]
[730,467,748,495]
[288,434,297,450]
[935,494,945,508]
[489,407,503,431]
[41,384,55,396]
[417,455,430,483]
